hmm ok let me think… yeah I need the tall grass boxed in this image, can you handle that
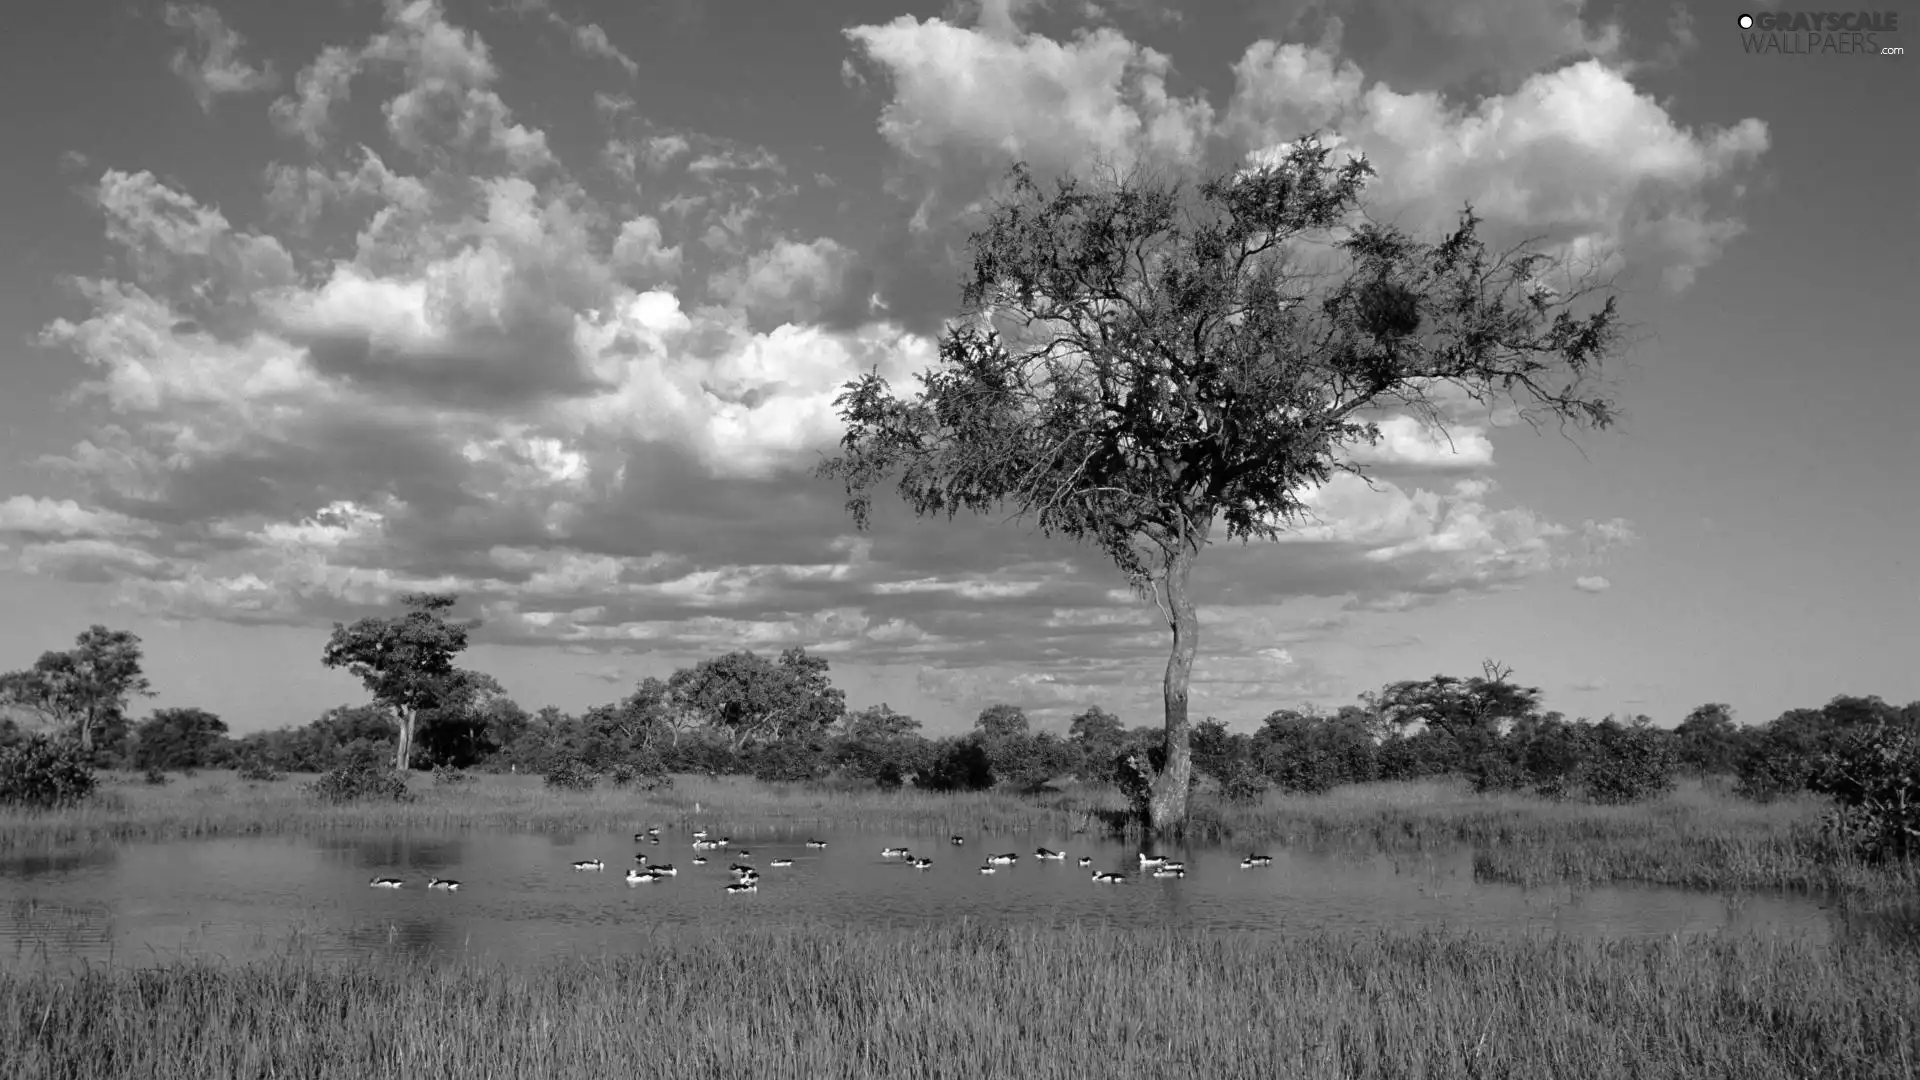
[1,921,1912,1079]
[1,771,1909,899]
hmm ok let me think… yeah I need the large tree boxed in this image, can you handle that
[667,647,846,753]
[321,593,484,771]
[0,625,155,753]
[820,140,1624,832]
[132,706,229,770]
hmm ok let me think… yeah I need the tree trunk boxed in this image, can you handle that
[78,708,95,753]
[1148,542,1200,834]
[395,711,414,772]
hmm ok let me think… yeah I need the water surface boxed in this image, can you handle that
[0,826,1835,969]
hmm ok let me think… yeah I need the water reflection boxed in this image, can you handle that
[0,827,1839,970]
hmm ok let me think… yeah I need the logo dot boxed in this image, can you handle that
[1738,14,1753,29]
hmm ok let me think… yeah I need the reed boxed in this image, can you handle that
[0,920,1912,1080]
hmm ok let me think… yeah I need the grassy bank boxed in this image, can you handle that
[2,921,1912,1080]
[0,770,1908,900]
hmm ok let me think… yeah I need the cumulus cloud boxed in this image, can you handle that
[1573,575,1611,593]
[6,0,1713,724]
[164,4,280,111]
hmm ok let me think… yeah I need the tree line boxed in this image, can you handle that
[4,609,1914,854]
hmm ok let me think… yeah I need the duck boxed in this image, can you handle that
[1035,848,1065,860]
[1137,854,1167,867]
[805,840,828,849]
[732,850,751,859]
[1160,861,1186,873]
[728,863,756,874]
[1152,867,1186,879]
[626,868,660,884]
[572,859,604,871]
[881,846,911,858]
[986,853,1017,865]
[647,837,662,845]
[1245,854,1274,867]
[1092,871,1126,883]
[692,829,709,839]
[950,836,965,845]
[715,837,732,847]
[427,878,460,891]
[769,858,795,868]
[692,856,709,866]
[645,864,677,877]
[692,840,718,850]
[369,877,404,888]
[725,881,758,894]
[909,857,934,870]
[1077,856,1093,868]
[978,864,997,874]
[646,827,661,836]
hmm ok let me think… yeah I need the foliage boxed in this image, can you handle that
[1067,705,1126,780]
[748,737,831,784]
[142,767,169,786]
[820,143,1624,832]
[432,765,472,788]
[667,648,845,753]
[1218,759,1270,804]
[309,749,412,803]
[0,736,98,809]
[835,704,931,786]
[132,707,229,771]
[1581,718,1679,804]
[321,592,481,772]
[1735,696,1912,802]
[542,758,597,792]
[0,625,155,754]
[236,760,285,783]
[1810,722,1920,863]
[1674,703,1743,775]
[917,737,995,792]
[1252,709,1379,793]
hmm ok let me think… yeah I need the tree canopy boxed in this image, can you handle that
[821,137,1626,832]
[320,592,483,771]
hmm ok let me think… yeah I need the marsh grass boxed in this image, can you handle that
[1,920,1913,1080]
[2,771,1911,899]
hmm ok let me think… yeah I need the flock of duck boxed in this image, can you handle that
[367,826,1278,894]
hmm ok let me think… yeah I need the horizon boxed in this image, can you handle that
[1,0,1914,739]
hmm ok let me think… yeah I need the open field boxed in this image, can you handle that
[1,920,1913,1080]
[0,770,1911,901]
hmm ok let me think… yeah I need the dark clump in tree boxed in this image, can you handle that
[820,138,1626,834]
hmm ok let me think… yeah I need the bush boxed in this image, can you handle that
[749,739,830,784]
[543,758,597,792]
[1219,761,1269,805]
[0,736,99,809]
[875,762,906,791]
[1582,721,1678,804]
[917,739,995,793]
[432,764,472,787]
[1469,755,1529,795]
[1810,723,1920,863]
[142,767,170,786]
[310,761,412,804]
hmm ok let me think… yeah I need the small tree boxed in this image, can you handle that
[321,593,483,772]
[0,626,155,753]
[1674,703,1743,775]
[821,141,1625,833]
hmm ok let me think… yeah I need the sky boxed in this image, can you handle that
[0,0,1913,739]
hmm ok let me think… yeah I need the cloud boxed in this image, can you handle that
[164,4,280,111]
[1573,574,1611,593]
[1222,43,1768,291]
[509,0,639,77]
[6,0,1697,725]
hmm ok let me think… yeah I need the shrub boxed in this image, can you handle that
[142,767,170,786]
[1810,723,1920,863]
[1582,721,1678,804]
[917,739,995,793]
[431,764,472,788]
[749,739,829,784]
[1219,761,1269,805]
[875,762,906,791]
[1469,755,1529,795]
[543,758,597,792]
[310,761,412,804]
[0,736,99,809]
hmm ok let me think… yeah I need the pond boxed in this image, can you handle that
[0,825,1836,970]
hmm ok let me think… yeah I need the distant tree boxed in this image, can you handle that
[132,707,229,770]
[820,143,1625,832]
[321,593,484,771]
[1067,705,1126,778]
[668,647,846,753]
[974,704,1031,742]
[1674,703,1743,775]
[0,625,155,754]
[1188,716,1244,783]
[1372,662,1544,771]
[836,703,931,784]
